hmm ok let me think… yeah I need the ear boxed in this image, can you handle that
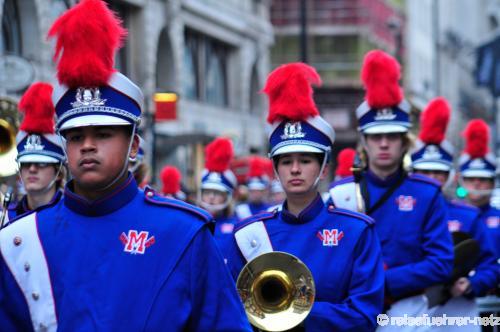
[129,134,140,160]
[319,163,329,180]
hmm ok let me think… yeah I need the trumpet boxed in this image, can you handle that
[237,252,315,332]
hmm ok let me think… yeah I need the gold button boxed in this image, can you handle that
[13,236,22,246]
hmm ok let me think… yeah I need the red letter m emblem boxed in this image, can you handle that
[122,230,154,254]
[321,229,344,246]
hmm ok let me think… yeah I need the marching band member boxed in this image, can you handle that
[5,82,65,223]
[223,62,384,331]
[458,119,499,258]
[0,1,251,331]
[329,50,453,330]
[334,148,356,181]
[160,165,186,200]
[198,137,239,250]
[410,98,498,330]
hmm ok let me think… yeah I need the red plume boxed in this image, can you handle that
[419,97,451,144]
[19,82,55,134]
[263,62,321,124]
[335,148,356,177]
[205,137,234,172]
[249,156,270,177]
[161,166,181,195]
[48,0,127,88]
[462,119,489,158]
[361,50,403,108]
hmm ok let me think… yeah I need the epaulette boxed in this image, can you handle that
[143,187,212,224]
[326,204,375,226]
[235,211,276,232]
[329,175,354,189]
[408,173,441,187]
[449,199,480,213]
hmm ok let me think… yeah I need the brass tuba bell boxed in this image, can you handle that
[237,251,315,332]
[0,98,19,177]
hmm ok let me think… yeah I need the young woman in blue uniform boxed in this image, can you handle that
[329,51,454,331]
[198,137,240,251]
[223,63,385,331]
[0,1,251,331]
[410,98,498,330]
[5,83,65,223]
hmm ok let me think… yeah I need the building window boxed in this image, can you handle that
[1,0,22,54]
[183,35,199,100]
[106,0,132,76]
[183,29,229,107]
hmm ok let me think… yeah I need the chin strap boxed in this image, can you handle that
[198,191,233,214]
[17,162,63,195]
[458,176,494,197]
[96,124,137,192]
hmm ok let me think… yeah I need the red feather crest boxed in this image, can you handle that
[361,50,403,108]
[462,119,489,158]
[263,62,321,124]
[161,166,181,195]
[248,156,271,177]
[205,137,234,172]
[19,82,55,134]
[419,97,451,144]
[48,0,127,88]
[335,148,356,177]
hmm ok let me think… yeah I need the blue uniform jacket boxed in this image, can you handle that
[330,170,454,299]
[7,190,63,222]
[0,175,251,331]
[445,200,499,296]
[477,204,500,258]
[223,194,385,332]
[213,213,239,259]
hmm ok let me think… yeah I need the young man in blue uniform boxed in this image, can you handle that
[223,63,385,331]
[410,98,498,329]
[458,119,499,259]
[5,83,65,223]
[329,51,453,329]
[0,1,251,331]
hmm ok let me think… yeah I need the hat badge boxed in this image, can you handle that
[422,145,442,160]
[281,121,306,139]
[208,172,222,182]
[24,134,45,151]
[71,87,107,108]
[469,158,486,169]
[374,108,397,121]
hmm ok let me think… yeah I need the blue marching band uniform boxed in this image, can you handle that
[0,2,498,332]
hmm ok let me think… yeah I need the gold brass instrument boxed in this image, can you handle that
[351,153,365,213]
[0,98,19,177]
[237,251,315,332]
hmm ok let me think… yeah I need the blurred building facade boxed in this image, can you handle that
[270,0,406,158]
[406,0,500,160]
[0,0,274,189]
